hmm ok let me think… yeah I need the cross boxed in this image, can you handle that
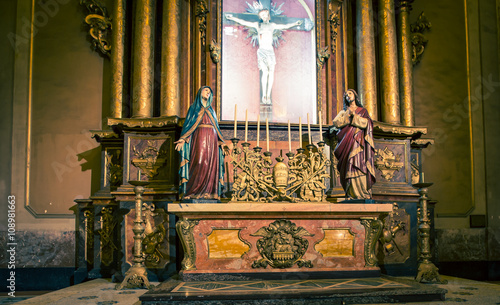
[223,0,313,33]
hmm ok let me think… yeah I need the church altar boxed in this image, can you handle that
[170,202,393,281]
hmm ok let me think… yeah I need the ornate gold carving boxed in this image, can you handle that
[411,12,432,65]
[360,218,383,267]
[195,0,209,47]
[230,141,330,202]
[209,39,221,63]
[142,203,167,266]
[105,149,123,189]
[379,203,408,258]
[80,0,112,56]
[251,219,313,269]
[98,207,117,266]
[317,46,330,69]
[411,138,434,147]
[375,147,404,181]
[327,1,342,56]
[411,162,420,185]
[83,209,94,264]
[207,229,250,259]
[91,130,120,141]
[131,141,167,179]
[374,121,427,137]
[315,228,355,257]
[108,117,181,128]
[176,219,199,270]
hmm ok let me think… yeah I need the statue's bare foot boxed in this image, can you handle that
[261,96,271,105]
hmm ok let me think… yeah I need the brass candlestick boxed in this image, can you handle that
[413,182,447,284]
[116,180,152,289]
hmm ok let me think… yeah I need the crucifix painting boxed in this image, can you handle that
[221,0,316,124]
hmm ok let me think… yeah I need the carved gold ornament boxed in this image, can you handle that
[209,39,221,63]
[327,0,342,56]
[131,141,167,179]
[375,147,404,181]
[141,203,167,266]
[230,141,330,203]
[176,219,199,271]
[317,46,330,69]
[251,219,314,269]
[80,0,112,56]
[410,12,431,65]
[195,0,209,47]
[98,207,117,266]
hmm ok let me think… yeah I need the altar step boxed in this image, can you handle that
[139,276,446,304]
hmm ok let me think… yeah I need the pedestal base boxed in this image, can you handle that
[140,276,446,304]
[116,265,153,290]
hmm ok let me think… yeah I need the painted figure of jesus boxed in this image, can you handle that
[226,10,302,105]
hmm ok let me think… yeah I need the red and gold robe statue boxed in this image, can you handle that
[333,90,376,199]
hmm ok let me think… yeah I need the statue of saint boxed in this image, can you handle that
[332,89,376,200]
[175,86,228,201]
[226,9,302,105]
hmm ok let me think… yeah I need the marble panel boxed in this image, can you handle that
[0,231,75,268]
[190,218,367,272]
[207,229,250,259]
[436,228,487,262]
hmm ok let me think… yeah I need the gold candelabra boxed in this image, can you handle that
[229,138,330,202]
[413,181,447,284]
[116,180,153,290]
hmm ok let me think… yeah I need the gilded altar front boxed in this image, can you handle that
[170,202,391,281]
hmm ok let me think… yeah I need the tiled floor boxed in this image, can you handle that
[2,276,500,305]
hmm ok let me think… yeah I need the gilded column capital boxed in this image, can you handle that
[396,0,414,12]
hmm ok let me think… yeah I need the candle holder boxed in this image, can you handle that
[413,182,447,284]
[116,180,153,290]
[228,140,329,203]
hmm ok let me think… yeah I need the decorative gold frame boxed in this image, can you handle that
[214,0,341,125]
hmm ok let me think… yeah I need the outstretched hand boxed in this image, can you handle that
[222,145,230,156]
[174,139,185,152]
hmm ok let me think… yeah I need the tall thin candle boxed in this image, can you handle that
[319,110,323,142]
[266,118,269,151]
[257,114,260,147]
[234,104,237,138]
[245,110,248,143]
[299,117,302,147]
[307,113,311,145]
[288,120,291,152]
